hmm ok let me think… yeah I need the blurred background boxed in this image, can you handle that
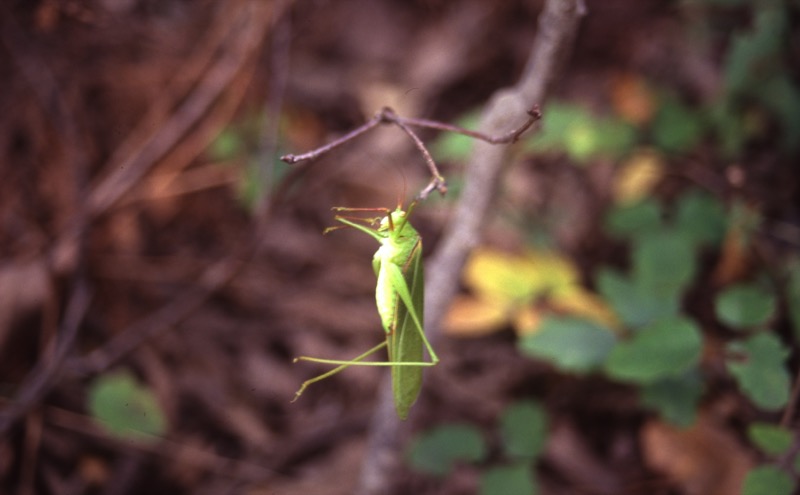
[1,0,799,494]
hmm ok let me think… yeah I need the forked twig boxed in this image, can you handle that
[280,106,540,200]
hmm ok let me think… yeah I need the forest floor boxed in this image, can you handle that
[1,1,798,494]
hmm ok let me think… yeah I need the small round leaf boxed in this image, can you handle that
[518,317,616,373]
[640,372,704,427]
[748,423,794,456]
[726,333,790,410]
[500,401,548,460]
[741,466,794,495]
[407,424,486,477]
[480,464,538,495]
[715,284,776,330]
[605,317,703,384]
[88,371,167,441]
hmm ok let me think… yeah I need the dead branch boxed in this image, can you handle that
[281,106,539,201]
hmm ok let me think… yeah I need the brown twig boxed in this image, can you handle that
[281,106,540,200]
[0,281,92,435]
[280,112,384,163]
[354,1,586,494]
[86,1,268,218]
[399,107,541,145]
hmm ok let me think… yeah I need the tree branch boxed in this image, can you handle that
[354,1,586,493]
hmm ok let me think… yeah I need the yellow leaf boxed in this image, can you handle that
[550,289,620,331]
[453,248,619,338]
[464,248,579,304]
[521,250,580,299]
[464,249,538,304]
[443,295,511,337]
[613,150,665,204]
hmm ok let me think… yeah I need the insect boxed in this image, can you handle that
[292,202,438,420]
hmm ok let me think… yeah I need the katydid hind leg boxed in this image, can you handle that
[384,256,434,419]
[293,331,438,402]
[292,341,388,401]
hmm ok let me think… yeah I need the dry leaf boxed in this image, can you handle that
[642,415,754,495]
[713,224,752,286]
[611,72,657,125]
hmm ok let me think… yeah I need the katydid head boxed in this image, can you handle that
[378,209,404,233]
[379,201,417,235]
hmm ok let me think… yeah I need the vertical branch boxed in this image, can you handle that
[355,1,586,494]
[427,0,586,337]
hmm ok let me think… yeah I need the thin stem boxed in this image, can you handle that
[280,113,383,163]
[389,115,447,199]
[398,105,541,144]
[280,106,540,201]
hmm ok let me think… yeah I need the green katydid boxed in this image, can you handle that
[284,106,541,418]
[292,202,437,420]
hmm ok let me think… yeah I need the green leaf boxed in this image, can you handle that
[500,401,548,460]
[748,423,794,456]
[407,424,487,476]
[605,317,703,384]
[674,190,727,248]
[741,466,794,495]
[632,231,696,298]
[518,317,616,373]
[597,269,679,328]
[88,371,167,442]
[640,371,704,427]
[524,102,635,163]
[480,464,538,495]
[715,284,777,330]
[652,97,705,153]
[594,117,638,160]
[726,333,790,410]
[604,199,663,240]
[525,103,589,157]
